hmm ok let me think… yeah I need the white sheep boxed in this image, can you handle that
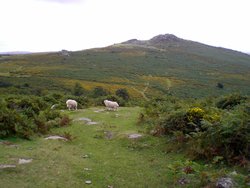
[66,99,78,110]
[104,100,119,111]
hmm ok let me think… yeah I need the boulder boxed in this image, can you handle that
[216,177,234,188]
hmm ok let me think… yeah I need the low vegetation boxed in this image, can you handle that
[139,93,250,167]
[0,94,250,187]
[0,95,70,139]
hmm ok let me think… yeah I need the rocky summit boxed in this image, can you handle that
[149,34,182,43]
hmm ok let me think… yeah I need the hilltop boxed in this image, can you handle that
[0,34,250,98]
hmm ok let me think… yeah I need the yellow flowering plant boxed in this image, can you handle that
[187,107,205,122]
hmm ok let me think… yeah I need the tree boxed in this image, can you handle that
[115,88,130,100]
[92,86,109,97]
[73,82,85,96]
[217,82,224,89]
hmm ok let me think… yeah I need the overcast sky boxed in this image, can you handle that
[0,0,249,53]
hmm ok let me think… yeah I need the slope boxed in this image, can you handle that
[0,34,250,98]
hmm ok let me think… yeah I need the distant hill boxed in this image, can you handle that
[0,51,32,55]
[0,34,250,98]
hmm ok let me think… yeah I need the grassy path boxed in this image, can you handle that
[0,107,180,187]
[0,107,245,187]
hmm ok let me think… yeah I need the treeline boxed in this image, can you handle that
[139,93,250,165]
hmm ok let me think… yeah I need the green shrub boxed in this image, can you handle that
[34,114,48,135]
[0,106,35,139]
[188,107,250,164]
[0,107,18,137]
[0,95,71,139]
[159,106,206,134]
[216,93,247,110]
[41,109,61,120]
[72,82,87,96]
[141,94,250,164]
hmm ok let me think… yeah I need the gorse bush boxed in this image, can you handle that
[140,94,250,165]
[187,107,205,123]
[0,95,71,139]
[188,106,250,164]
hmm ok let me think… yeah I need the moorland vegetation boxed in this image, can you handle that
[1,34,250,98]
[0,34,250,187]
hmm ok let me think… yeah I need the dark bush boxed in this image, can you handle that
[91,86,110,97]
[73,82,86,96]
[23,83,30,87]
[217,82,224,89]
[216,94,247,110]
[0,81,13,88]
[115,88,130,101]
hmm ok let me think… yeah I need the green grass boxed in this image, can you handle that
[0,107,248,187]
[1,38,250,98]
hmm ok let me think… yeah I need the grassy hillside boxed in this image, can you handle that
[0,34,250,98]
[1,107,248,187]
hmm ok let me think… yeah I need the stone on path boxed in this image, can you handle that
[82,154,89,158]
[84,168,92,171]
[87,122,98,125]
[76,117,99,125]
[18,158,33,164]
[216,177,234,188]
[85,180,92,184]
[45,136,68,141]
[178,177,190,185]
[94,109,105,113]
[77,117,92,122]
[0,164,16,169]
[128,133,143,139]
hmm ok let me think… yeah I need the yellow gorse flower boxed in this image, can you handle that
[187,107,205,122]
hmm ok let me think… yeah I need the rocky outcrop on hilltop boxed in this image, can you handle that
[121,33,184,48]
[149,34,182,43]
